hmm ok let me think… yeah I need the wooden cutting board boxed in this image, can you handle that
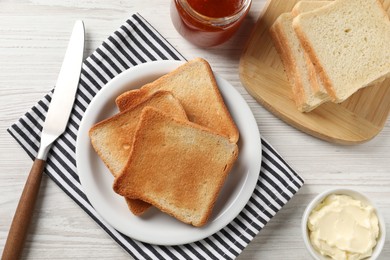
[239,0,390,144]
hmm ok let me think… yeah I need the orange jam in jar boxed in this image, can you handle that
[170,0,252,47]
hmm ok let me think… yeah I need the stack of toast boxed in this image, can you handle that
[270,0,390,112]
[89,58,239,227]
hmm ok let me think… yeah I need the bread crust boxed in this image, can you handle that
[270,13,327,112]
[113,107,238,227]
[292,17,337,102]
[115,89,149,112]
[270,16,306,111]
[270,18,295,86]
[292,0,390,103]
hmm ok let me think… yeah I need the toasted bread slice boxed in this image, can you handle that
[113,107,239,227]
[89,91,187,215]
[115,58,239,143]
[293,0,390,103]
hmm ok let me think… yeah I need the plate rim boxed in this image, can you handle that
[76,60,262,245]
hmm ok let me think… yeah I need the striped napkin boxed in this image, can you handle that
[7,13,304,260]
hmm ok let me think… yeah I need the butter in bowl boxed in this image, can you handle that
[302,189,386,260]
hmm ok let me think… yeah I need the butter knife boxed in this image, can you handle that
[2,21,85,260]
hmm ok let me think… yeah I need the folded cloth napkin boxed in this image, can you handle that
[7,13,304,260]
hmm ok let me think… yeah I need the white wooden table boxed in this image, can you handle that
[0,0,389,259]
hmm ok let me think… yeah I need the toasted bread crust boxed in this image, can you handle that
[113,107,238,227]
[115,89,149,112]
[125,198,151,216]
[115,58,239,143]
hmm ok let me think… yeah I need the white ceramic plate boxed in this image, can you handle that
[76,60,262,245]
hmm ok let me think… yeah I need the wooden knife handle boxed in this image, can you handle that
[2,159,45,260]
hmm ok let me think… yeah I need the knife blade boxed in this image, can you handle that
[2,21,85,260]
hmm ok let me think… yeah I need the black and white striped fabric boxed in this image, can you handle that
[8,13,304,260]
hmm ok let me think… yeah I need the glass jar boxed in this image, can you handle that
[170,0,252,47]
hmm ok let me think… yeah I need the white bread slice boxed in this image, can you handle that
[115,58,239,143]
[293,0,390,103]
[270,12,329,112]
[89,91,187,215]
[113,107,238,227]
[291,1,331,100]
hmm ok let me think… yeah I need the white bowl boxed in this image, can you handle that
[302,188,386,260]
